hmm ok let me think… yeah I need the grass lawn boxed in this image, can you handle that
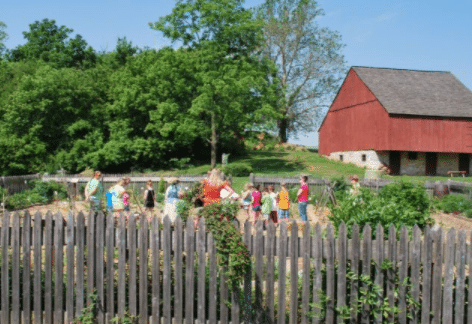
[137,149,472,193]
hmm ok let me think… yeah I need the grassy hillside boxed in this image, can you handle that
[138,149,472,193]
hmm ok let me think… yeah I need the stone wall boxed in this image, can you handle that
[328,150,387,170]
[327,150,471,176]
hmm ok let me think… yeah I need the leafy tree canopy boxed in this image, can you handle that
[8,18,97,69]
[151,0,281,167]
[0,21,7,57]
[256,0,346,142]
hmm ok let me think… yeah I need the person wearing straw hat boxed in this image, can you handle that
[164,177,180,222]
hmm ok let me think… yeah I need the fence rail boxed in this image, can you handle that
[0,211,471,323]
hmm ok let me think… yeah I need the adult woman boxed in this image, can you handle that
[297,175,309,222]
[85,170,103,212]
[164,177,180,222]
[202,169,235,206]
[109,177,130,216]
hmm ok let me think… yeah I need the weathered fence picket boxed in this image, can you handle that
[0,212,471,323]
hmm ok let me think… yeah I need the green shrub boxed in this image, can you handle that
[4,180,67,210]
[221,162,253,177]
[289,187,299,203]
[158,178,166,194]
[175,200,191,222]
[328,181,432,238]
[155,193,165,204]
[438,194,472,215]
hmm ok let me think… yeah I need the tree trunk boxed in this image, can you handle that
[211,111,217,168]
[278,117,288,143]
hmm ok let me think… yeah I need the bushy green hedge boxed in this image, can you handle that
[221,162,253,177]
[436,194,472,217]
[3,180,68,210]
[328,181,432,238]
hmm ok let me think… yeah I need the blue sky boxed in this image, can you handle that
[3,0,472,147]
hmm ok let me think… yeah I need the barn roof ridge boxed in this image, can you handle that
[351,66,472,118]
[351,66,450,74]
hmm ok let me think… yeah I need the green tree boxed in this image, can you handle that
[0,21,7,57]
[151,0,280,167]
[8,18,97,68]
[256,0,345,142]
[0,64,109,174]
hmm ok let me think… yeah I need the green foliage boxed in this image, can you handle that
[255,0,345,142]
[221,162,253,177]
[328,181,432,238]
[200,202,251,286]
[313,260,420,322]
[437,194,472,217]
[8,18,97,69]
[73,292,98,323]
[289,187,299,203]
[4,180,67,210]
[158,178,166,194]
[175,200,191,221]
[155,192,165,204]
[0,21,7,56]
[181,182,204,207]
[151,0,281,167]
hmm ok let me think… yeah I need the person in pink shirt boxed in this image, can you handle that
[251,184,261,224]
[297,175,309,222]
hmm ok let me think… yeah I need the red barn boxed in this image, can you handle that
[319,67,472,176]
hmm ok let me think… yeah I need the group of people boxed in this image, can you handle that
[84,171,159,219]
[240,175,310,224]
[84,169,311,224]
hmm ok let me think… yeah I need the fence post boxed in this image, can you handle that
[249,173,255,185]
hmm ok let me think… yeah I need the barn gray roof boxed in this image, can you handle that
[353,67,472,118]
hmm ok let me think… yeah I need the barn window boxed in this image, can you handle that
[340,154,343,161]
[408,152,418,160]
[362,154,366,162]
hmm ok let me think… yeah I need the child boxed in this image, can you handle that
[261,187,272,225]
[143,180,156,220]
[251,184,261,224]
[240,183,253,221]
[269,185,278,224]
[349,175,360,195]
[278,182,290,222]
[123,192,130,214]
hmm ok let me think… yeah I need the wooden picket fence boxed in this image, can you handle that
[0,211,472,323]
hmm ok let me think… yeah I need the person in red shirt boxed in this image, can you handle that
[202,169,235,206]
[297,175,309,222]
[251,184,261,224]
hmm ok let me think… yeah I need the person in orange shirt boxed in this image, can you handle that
[202,169,235,206]
[278,182,290,222]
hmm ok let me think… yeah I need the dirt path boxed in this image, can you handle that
[15,200,472,235]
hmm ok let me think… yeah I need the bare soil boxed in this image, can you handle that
[15,200,472,235]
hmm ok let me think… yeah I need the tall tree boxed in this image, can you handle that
[0,21,7,57]
[150,0,280,167]
[256,0,345,142]
[8,18,96,68]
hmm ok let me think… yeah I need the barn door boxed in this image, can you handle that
[459,153,469,175]
[425,152,437,176]
[389,151,401,175]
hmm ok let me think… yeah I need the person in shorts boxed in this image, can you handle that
[278,182,290,222]
[251,184,261,224]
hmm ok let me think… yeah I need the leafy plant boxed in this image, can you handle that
[200,202,251,287]
[73,292,98,323]
[158,178,166,194]
[437,194,472,216]
[328,181,432,238]
[221,162,253,177]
